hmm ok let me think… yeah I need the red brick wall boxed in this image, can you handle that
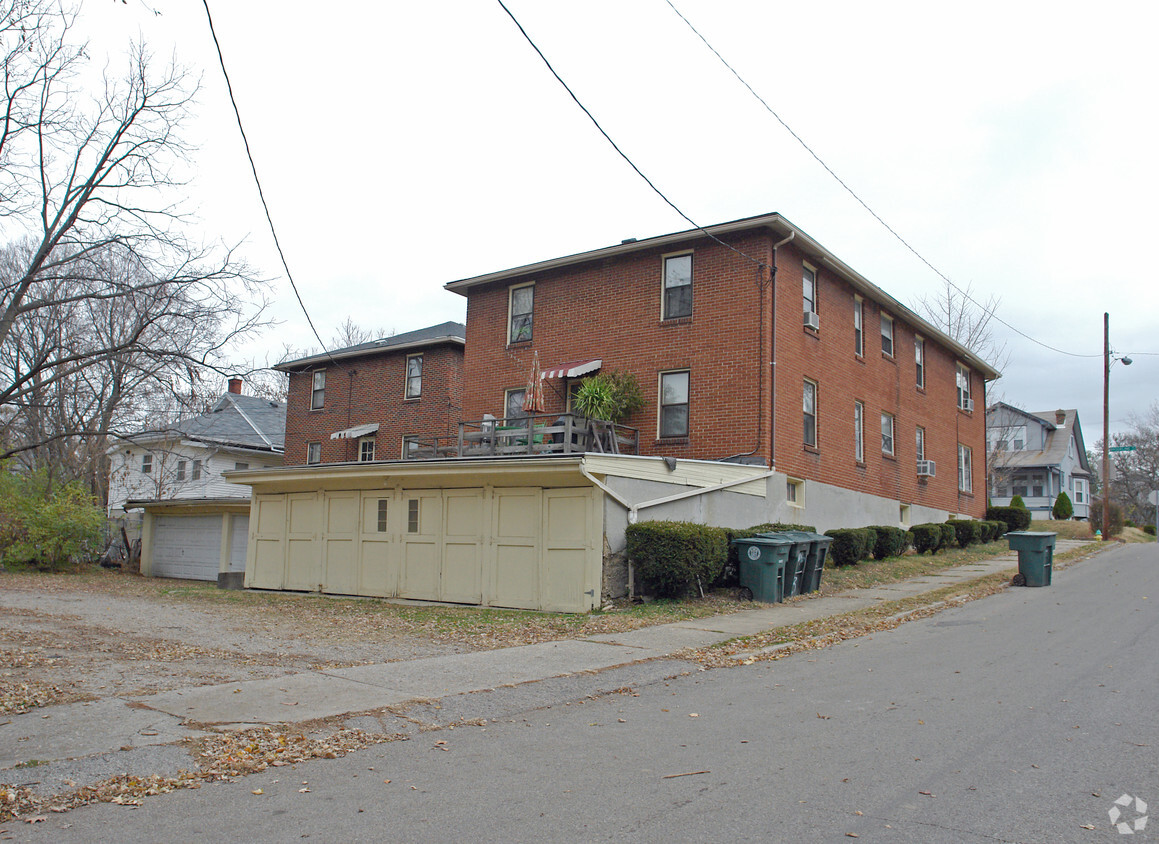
[283,344,464,465]
[460,234,987,518]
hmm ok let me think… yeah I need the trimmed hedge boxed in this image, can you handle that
[1052,491,1074,520]
[938,522,956,551]
[625,521,729,597]
[946,519,981,548]
[824,527,875,566]
[980,520,1006,542]
[868,525,910,559]
[987,506,1032,533]
[1010,494,1027,510]
[911,523,942,554]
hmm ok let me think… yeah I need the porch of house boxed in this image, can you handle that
[403,411,639,460]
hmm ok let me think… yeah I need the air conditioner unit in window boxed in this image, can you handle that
[803,311,820,330]
[962,397,974,412]
[917,460,936,477]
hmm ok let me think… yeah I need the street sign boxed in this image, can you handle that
[1109,445,1137,453]
[1149,490,1159,506]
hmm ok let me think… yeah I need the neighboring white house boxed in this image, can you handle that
[107,378,286,585]
[986,404,1091,519]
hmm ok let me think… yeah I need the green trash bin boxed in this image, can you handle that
[732,536,792,603]
[1007,531,1056,587]
[801,533,833,593]
[763,531,811,598]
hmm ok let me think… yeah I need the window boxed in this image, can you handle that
[310,369,326,410]
[141,454,152,474]
[958,444,973,492]
[956,363,972,410]
[803,379,818,447]
[505,388,527,421]
[234,462,249,471]
[402,436,420,459]
[663,254,692,319]
[881,412,895,455]
[306,442,321,464]
[659,370,690,438]
[881,313,894,356]
[176,460,187,481]
[853,401,864,462]
[376,499,388,532]
[405,354,423,399]
[802,265,817,315]
[786,478,803,506]
[407,499,420,533]
[1073,478,1087,504]
[853,296,864,356]
[914,337,925,389]
[1012,475,1028,497]
[508,283,534,343]
[916,426,926,461]
[359,437,375,462]
[1012,426,1026,450]
[1031,474,1044,497]
[899,503,911,527]
[192,459,202,480]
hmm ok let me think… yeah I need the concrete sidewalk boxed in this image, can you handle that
[0,539,1096,776]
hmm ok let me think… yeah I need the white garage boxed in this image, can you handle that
[137,502,253,586]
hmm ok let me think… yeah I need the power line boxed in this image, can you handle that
[663,0,1104,360]
[200,0,342,370]
[494,0,768,274]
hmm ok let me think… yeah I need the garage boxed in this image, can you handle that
[151,514,223,581]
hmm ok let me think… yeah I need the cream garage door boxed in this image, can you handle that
[152,515,222,581]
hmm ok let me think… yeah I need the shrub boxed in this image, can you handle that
[1052,491,1074,520]
[981,520,1006,541]
[572,370,645,423]
[911,523,942,554]
[987,506,1032,533]
[626,520,730,597]
[0,471,103,570]
[1089,500,1125,538]
[1144,524,1156,536]
[938,522,956,551]
[1010,494,1027,510]
[867,525,909,560]
[824,528,874,566]
[946,519,981,548]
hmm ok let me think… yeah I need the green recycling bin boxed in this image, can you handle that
[1007,531,1056,587]
[801,533,833,593]
[766,532,812,598]
[732,536,792,603]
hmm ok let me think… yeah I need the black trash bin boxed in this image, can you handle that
[732,536,793,603]
[1007,531,1056,587]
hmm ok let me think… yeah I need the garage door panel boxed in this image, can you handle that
[440,491,482,603]
[543,548,588,612]
[491,489,541,609]
[359,492,397,597]
[152,515,222,581]
[322,492,359,595]
[493,544,538,607]
[401,541,439,599]
[228,515,249,573]
[251,538,284,588]
[284,494,320,591]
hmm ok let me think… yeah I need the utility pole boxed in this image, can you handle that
[1103,312,1110,538]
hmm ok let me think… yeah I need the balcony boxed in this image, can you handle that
[403,412,639,460]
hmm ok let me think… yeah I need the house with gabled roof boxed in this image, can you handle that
[986,404,1091,519]
[107,378,285,585]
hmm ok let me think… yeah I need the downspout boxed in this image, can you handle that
[768,230,795,469]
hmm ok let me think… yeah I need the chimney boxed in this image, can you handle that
[1055,409,1066,424]
[228,377,243,395]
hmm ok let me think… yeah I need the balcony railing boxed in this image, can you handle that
[402,412,639,460]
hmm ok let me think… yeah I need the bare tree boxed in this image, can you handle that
[1104,402,1159,525]
[0,2,267,490]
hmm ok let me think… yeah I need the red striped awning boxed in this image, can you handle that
[540,359,602,380]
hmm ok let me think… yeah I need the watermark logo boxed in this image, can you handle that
[1109,794,1148,835]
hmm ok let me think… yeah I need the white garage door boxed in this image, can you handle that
[152,515,222,581]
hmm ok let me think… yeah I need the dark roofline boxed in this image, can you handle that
[276,321,466,371]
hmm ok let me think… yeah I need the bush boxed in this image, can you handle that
[986,506,1032,533]
[1144,524,1156,536]
[867,525,910,559]
[0,471,103,570]
[1010,494,1027,510]
[911,523,942,554]
[938,523,956,551]
[1052,491,1074,520]
[824,528,874,566]
[626,520,730,597]
[981,520,1006,541]
[946,519,981,548]
[1089,500,1125,538]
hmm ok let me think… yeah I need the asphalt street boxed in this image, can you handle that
[10,543,1157,843]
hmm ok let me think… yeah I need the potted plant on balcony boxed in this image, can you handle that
[572,370,644,423]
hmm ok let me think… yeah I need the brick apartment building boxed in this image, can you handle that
[277,321,465,464]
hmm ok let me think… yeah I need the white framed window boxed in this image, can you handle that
[310,369,326,410]
[881,412,895,455]
[853,296,864,356]
[881,313,894,356]
[899,503,911,527]
[915,336,925,389]
[504,388,528,421]
[659,370,690,438]
[662,253,693,320]
[141,453,152,474]
[802,264,817,315]
[192,459,202,480]
[854,400,864,462]
[1073,477,1087,504]
[916,426,926,461]
[176,460,187,481]
[407,499,420,533]
[958,443,973,492]
[306,442,321,464]
[359,436,376,462]
[786,477,804,507]
[956,363,972,410]
[508,283,534,344]
[1031,473,1044,498]
[405,353,423,399]
[803,379,818,447]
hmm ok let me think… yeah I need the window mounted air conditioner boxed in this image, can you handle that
[917,460,936,477]
[962,397,974,412]
[803,311,820,330]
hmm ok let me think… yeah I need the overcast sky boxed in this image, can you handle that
[79,0,1158,445]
